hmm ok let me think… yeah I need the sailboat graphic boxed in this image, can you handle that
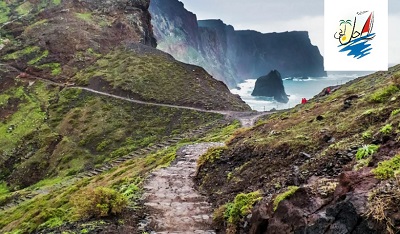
[335,11,376,59]
[361,12,374,37]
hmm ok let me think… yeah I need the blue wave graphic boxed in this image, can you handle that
[338,33,375,59]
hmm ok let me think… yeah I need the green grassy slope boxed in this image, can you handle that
[0,78,232,233]
[0,80,222,189]
[195,65,400,232]
[0,1,250,232]
[0,0,250,111]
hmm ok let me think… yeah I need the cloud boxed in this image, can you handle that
[181,0,323,22]
[389,14,400,64]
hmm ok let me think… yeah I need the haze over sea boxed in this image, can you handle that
[231,71,374,111]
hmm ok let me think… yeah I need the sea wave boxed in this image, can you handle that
[231,74,365,111]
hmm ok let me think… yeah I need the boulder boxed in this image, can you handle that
[251,70,289,103]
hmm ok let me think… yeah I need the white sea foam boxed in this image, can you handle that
[231,72,372,111]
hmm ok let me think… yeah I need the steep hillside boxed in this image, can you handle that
[0,0,250,111]
[149,0,326,87]
[0,0,250,233]
[0,77,231,233]
[196,65,400,233]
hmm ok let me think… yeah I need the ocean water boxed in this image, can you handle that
[231,72,373,111]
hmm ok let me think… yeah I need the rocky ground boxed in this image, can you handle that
[196,66,400,233]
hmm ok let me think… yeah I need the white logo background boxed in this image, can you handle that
[324,0,388,71]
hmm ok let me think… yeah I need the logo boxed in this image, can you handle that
[334,11,375,59]
[324,0,388,71]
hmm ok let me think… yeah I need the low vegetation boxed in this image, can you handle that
[356,144,379,160]
[380,124,393,135]
[372,155,400,179]
[73,187,128,218]
[197,146,227,168]
[222,191,262,224]
[273,186,299,211]
[72,49,250,111]
[369,85,399,103]
[196,65,400,231]
[0,81,222,189]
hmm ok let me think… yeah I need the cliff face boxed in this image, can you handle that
[149,0,326,88]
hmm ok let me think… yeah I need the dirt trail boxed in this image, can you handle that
[142,143,223,234]
[4,64,274,126]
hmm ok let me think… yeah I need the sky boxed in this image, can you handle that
[179,0,400,65]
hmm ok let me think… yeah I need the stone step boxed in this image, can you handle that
[87,171,98,176]
[140,149,151,153]
[103,164,112,169]
[149,146,159,150]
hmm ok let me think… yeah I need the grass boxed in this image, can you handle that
[28,50,48,65]
[2,46,41,60]
[72,49,250,111]
[200,121,241,142]
[75,13,93,23]
[0,182,9,196]
[0,85,48,155]
[369,85,399,103]
[0,140,188,233]
[0,81,221,189]
[273,186,299,211]
[380,124,393,135]
[355,144,379,160]
[37,63,62,76]
[391,109,400,116]
[223,191,262,224]
[72,187,128,218]
[372,155,400,179]
[0,1,10,24]
[15,1,32,16]
[362,130,373,140]
[196,65,400,230]
[197,146,227,168]
[28,177,65,190]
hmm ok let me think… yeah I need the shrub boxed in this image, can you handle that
[356,144,379,160]
[273,186,299,211]
[224,191,262,224]
[73,187,128,218]
[372,155,400,179]
[369,85,399,103]
[380,124,393,135]
[0,182,9,196]
[96,140,111,152]
[362,131,372,140]
[393,72,400,85]
[391,109,400,117]
[362,109,374,116]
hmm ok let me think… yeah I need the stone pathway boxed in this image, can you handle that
[142,143,223,234]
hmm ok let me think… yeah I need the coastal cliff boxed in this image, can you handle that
[150,0,326,87]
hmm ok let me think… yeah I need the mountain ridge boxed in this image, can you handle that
[150,0,326,87]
